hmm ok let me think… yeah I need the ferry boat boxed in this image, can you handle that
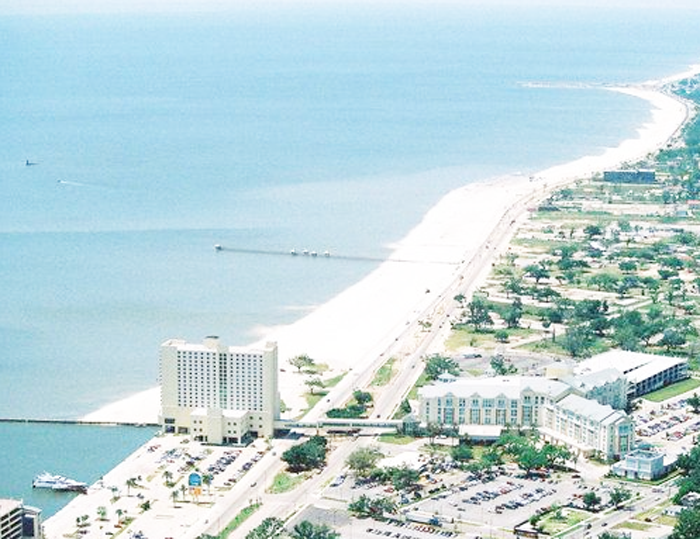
[33,472,88,493]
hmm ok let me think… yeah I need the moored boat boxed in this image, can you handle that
[33,472,88,493]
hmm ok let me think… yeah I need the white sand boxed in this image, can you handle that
[82,69,697,425]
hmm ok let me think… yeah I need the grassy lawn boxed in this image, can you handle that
[371,358,396,387]
[324,372,346,388]
[539,508,590,535]
[616,520,651,531]
[378,433,416,445]
[218,503,260,538]
[643,377,700,402]
[407,372,429,401]
[445,328,498,350]
[267,471,308,494]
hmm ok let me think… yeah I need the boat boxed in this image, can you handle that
[214,244,222,251]
[33,472,88,493]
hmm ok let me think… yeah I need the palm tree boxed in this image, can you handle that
[125,477,138,496]
[179,483,187,503]
[202,474,213,495]
[163,470,173,486]
[115,508,124,525]
[171,489,179,507]
[96,506,108,521]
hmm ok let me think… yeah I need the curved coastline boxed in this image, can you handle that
[81,67,698,425]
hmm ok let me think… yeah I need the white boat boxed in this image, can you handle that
[33,472,88,493]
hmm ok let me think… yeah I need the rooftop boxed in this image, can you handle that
[555,394,625,424]
[419,376,571,401]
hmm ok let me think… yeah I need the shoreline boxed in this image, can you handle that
[80,67,697,425]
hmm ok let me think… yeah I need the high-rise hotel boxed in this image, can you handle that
[159,336,279,444]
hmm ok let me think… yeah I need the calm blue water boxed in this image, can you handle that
[1,2,700,515]
[0,422,156,517]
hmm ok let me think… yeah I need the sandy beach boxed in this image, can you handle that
[82,68,697,425]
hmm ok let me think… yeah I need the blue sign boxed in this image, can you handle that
[188,472,202,487]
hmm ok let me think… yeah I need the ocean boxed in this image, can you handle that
[1,2,699,516]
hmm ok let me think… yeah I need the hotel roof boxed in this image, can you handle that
[418,376,571,401]
[563,368,626,392]
[576,350,653,376]
[626,355,687,384]
[556,394,625,425]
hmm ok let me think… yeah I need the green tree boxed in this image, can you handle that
[494,329,509,343]
[503,297,524,328]
[490,354,517,375]
[282,436,328,473]
[524,263,550,284]
[353,390,373,407]
[398,398,412,417]
[517,446,547,476]
[304,376,325,395]
[348,494,396,518]
[125,477,138,496]
[582,491,601,511]
[424,354,460,381]
[246,517,285,539]
[609,486,632,509]
[687,393,700,414]
[387,465,421,492]
[289,354,315,372]
[290,520,340,539]
[96,506,108,521]
[562,323,595,358]
[671,508,700,539]
[450,443,474,463]
[466,295,494,331]
[346,446,384,479]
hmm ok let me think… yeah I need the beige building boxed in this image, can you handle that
[159,337,279,444]
[418,375,634,460]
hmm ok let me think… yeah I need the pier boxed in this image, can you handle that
[213,244,457,266]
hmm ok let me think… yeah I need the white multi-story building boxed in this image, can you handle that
[418,375,634,460]
[0,499,41,539]
[576,350,689,399]
[159,337,279,444]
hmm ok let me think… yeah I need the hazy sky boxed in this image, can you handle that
[0,0,698,15]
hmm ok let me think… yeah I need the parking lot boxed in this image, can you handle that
[324,460,594,534]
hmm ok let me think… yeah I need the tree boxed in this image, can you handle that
[96,506,108,521]
[582,491,601,511]
[670,508,700,539]
[490,354,517,375]
[609,486,632,509]
[353,390,373,407]
[125,477,138,496]
[246,517,285,539]
[517,446,547,476]
[450,442,474,463]
[289,354,315,372]
[466,295,494,331]
[290,520,340,539]
[524,263,550,284]
[346,446,384,479]
[494,329,509,343]
[398,398,412,417]
[687,393,700,414]
[387,465,421,492]
[583,223,603,238]
[562,323,595,358]
[597,532,630,539]
[348,494,397,518]
[282,436,328,473]
[503,297,523,328]
[424,354,460,381]
[304,376,325,395]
